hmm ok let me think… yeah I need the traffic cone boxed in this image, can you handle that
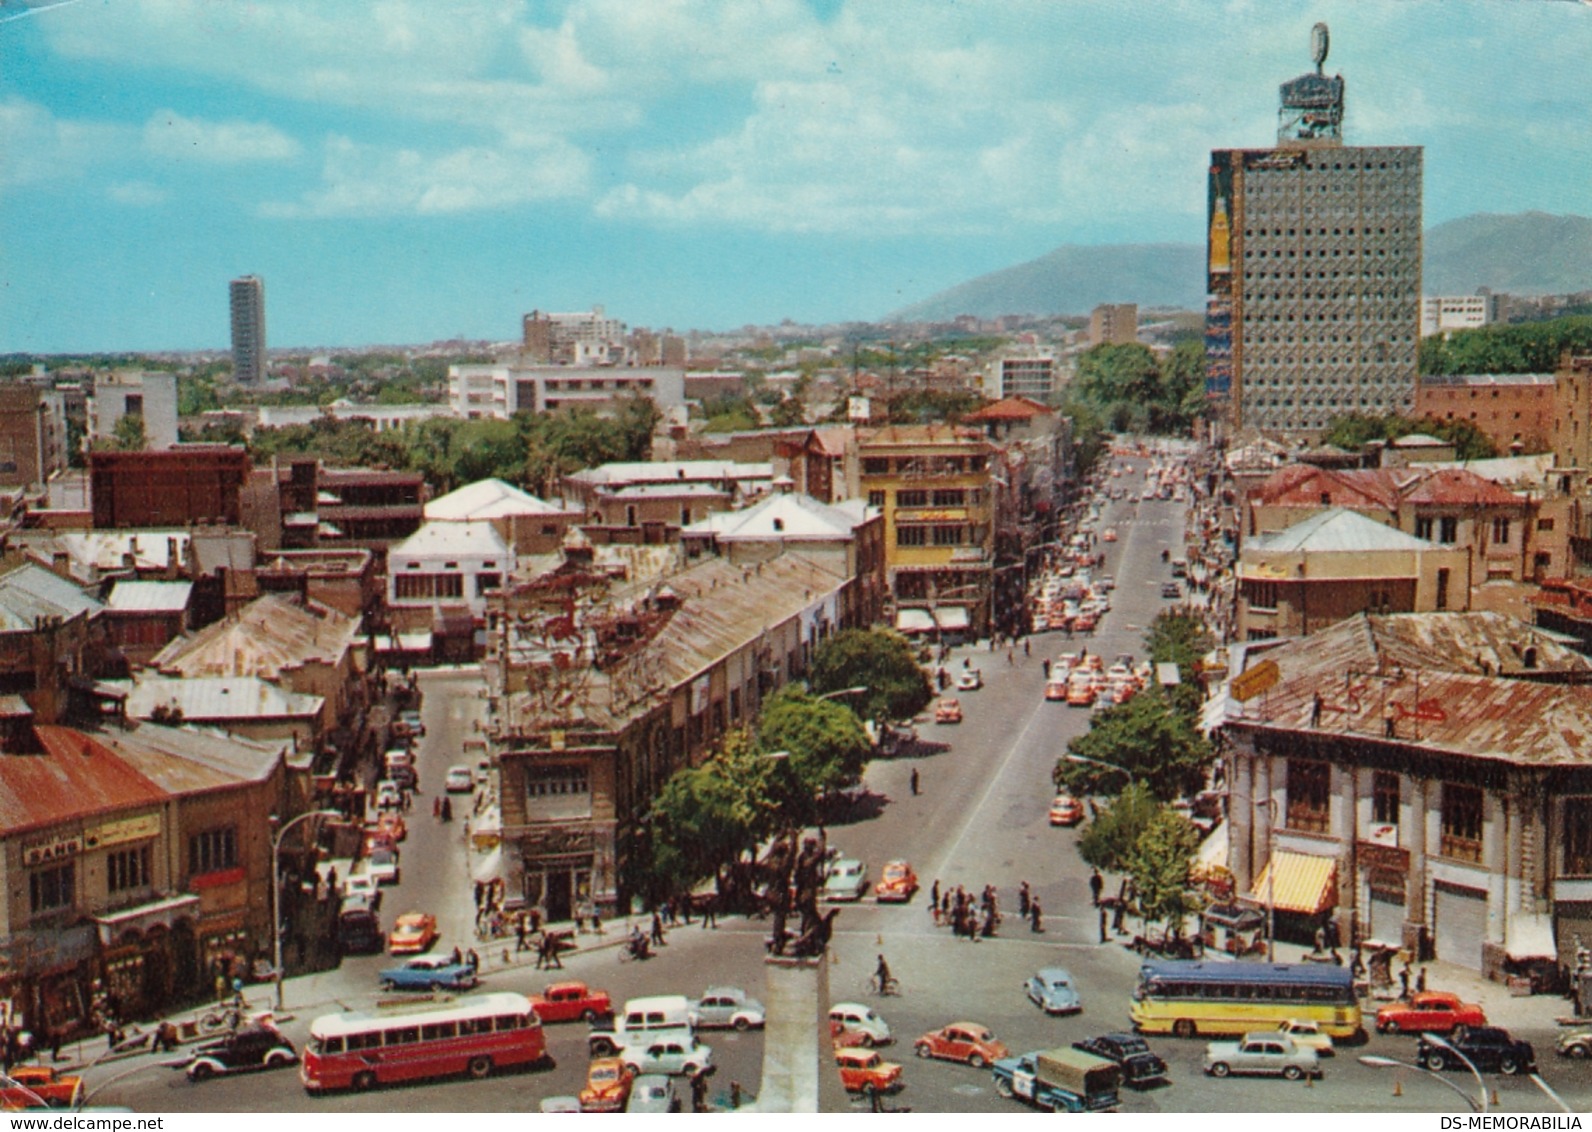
[876,934,883,946]
[1393,1078,1403,1098]
[1491,1089,1500,1107]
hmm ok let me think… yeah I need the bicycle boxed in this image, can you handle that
[861,975,901,997]
[198,1001,247,1034]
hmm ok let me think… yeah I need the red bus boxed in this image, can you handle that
[301,992,550,1093]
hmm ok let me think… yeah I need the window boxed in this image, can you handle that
[1244,580,1279,610]
[525,766,589,798]
[861,458,889,476]
[1566,798,1592,876]
[1285,759,1331,833]
[29,862,74,914]
[896,490,928,508]
[1539,517,1556,532]
[1440,783,1483,862]
[931,525,963,546]
[1491,517,1511,544]
[896,526,927,547]
[108,845,151,894]
[932,489,965,507]
[1372,772,1400,827]
[868,490,885,509]
[1414,516,1434,540]
[1439,517,1458,544]
[475,573,501,597]
[189,827,237,876]
[1435,568,1450,611]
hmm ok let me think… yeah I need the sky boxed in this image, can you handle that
[2,0,1589,353]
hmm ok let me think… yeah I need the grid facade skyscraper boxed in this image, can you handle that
[1205,26,1421,436]
[230,275,266,385]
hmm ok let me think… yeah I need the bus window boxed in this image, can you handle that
[348,1032,380,1052]
[422,1022,458,1041]
[385,1026,420,1045]
[458,1018,488,1036]
[494,1015,521,1032]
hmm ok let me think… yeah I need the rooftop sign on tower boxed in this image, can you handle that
[1277,22,1344,144]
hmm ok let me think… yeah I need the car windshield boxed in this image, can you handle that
[1117,1037,1149,1054]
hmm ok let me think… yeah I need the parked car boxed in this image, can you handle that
[823,859,869,902]
[397,708,424,737]
[579,1057,633,1113]
[444,764,474,793]
[1072,1033,1169,1088]
[1048,795,1084,827]
[374,780,403,809]
[830,1003,892,1047]
[625,1074,683,1113]
[834,1047,905,1096]
[185,1026,298,1082]
[364,846,401,886]
[1557,1029,1592,1059]
[0,1065,83,1108]
[1066,681,1096,707]
[1160,582,1182,599]
[914,1022,1009,1068]
[387,911,439,955]
[1375,991,1487,1035]
[935,697,963,724]
[379,955,478,992]
[957,668,983,691]
[1274,1019,1334,1057]
[1417,1028,1536,1075]
[620,1036,713,1078]
[1102,528,1118,542]
[343,871,380,908]
[690,986,765,1031]
[874,860,919,903]
[1044,680,1070,702]
[532,980,614,1024]
[1025,968,1082,1015]
[372,811,406,843]
[1203,1033,1320,1080]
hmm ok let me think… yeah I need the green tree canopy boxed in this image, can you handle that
[1075,781,1160,872]
[756,687,872,826]
[1057,689,1213,803]
[1124,808,1201,930]
[1319,411,1497,461]
[645,730,770,896]
[1420,314,1592,376]
[808,628,933,723]
[1068,340,1207,437]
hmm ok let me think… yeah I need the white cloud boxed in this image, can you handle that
[0,97,129,189]
[142,110,300,163]
[106,181,169,206]
[262,134,591,219]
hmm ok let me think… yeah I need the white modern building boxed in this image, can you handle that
[448,364,686,420]
[1421,295,1500,338]
[387,520,511,625]
[89,372,179,450]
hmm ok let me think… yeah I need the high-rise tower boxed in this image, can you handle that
[230,275,266,385]
[1205,24,1422,436]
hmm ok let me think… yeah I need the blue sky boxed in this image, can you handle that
[2,0,1588,353]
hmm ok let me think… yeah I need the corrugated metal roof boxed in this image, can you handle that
[152,594,359,678]
[687,492,867,541]
[106,580,193,614]
[425,478,564,520]
[566,461,772,487]
[390,521,509,559]
[1249,508,1433,553]
[0,563,104,631]
[0,728,167,837]
[1401,467,1523,506]
[117,675,324,722]
[91,721,285,791]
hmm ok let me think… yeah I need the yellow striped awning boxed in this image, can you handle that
[1248,851,1337,916]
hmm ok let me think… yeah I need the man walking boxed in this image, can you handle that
[1089,869,1103,907]
[1029,898,1043,933]
[909,768,920,796]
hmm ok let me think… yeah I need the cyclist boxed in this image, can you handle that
[874,953,893,995]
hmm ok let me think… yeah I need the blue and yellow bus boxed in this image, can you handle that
[1130,960,1362,1040]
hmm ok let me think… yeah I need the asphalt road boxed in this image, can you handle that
[83,452,1592,1113]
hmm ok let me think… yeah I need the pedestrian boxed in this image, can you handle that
[1383,699,1397,739]
[534,933,548,970]
[1111,899,1126,935]
[909,768,920,796]
[1018,881,1031,918]
[1042,658,1051,679]
[1030,898,1043,933]
[547,934,564,970]
[1007,647,1015,666]
[1089,869,1103,907]
[930,879,940,909]
[1314,925,1327,955]
[467,948,479,971]
[440,796,453,822]
[153,1021,179,1053]
[515,915,529,953]
[1310,692,1323,728]
[1024,638,1031,658]
[650,911,666,947]
[1416,967,1427,993]
[702,895,717,929]
[451,945,463,966]
[591,910,604,935]
[1099,907,1109,944]
[1399,966,1410,999]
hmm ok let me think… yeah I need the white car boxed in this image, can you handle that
[829,1003,891,1047]
[620,1037,713,1078]
[343,871,379,903]
[823,859,869,902]
[444,765,474,793]
[956,668,983,692]
[364,846,400,886]
[690,987,766,1031]
[374,779,403,809]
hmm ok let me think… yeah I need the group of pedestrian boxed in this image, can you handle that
[473,877,508,936]
[928,882,1010,939]
[431,794,453,822]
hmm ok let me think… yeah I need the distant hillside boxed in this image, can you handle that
[887,243,1204,322]
[1424,212,1592,296]
[888,212,1592,323]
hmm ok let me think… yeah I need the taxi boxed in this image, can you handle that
[1044,679,1069,702]
[579,1057,633,1113]
[934,697,963,724]
[373,811,406,843]
[1066,680,1096,707]
[914,1022,1009,1068]
[835,1048,905,1096]
[1048,795,1085,826]
[387,910,439,955]
[874,860,919,903]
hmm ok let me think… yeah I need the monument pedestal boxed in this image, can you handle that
[757,953,852,1112]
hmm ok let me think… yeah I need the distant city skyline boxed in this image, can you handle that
[2,0,1588,353]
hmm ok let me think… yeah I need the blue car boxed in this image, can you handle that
[1025,967,1082,1015]
[379,955,479,992]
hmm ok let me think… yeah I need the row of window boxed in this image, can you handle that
[1246,227,1404,238]
[860,456,988,476]
[331,1013,531,1054]
[893,489,980,508]
[525,767,591,797]
[1283,762,1482,860]
[897,525,977,547]
[29,832,227,915]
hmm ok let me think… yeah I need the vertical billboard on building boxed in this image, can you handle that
[1205,151,1235,402]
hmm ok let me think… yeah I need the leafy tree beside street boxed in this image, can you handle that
[1123,808,1202,931]
[1055,689,1213,803]
[1075,782,1160,873]
[807,628,933,724]
[756,687,872,827]
[1319,411,1496,461]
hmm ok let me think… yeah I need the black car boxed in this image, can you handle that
[1160,582,1182,599]
[185,1026,298,1081]
[1415,1027,1536,1076]
[1073,1032,1170,1087]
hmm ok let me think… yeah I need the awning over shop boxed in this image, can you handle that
[471,844,502,884]
[375,631,433,653]
[894,608,936,634]
[1247,851,1337,916]
[933,607,971,631]
[90,893,202,946]
[1505,913,1558,961]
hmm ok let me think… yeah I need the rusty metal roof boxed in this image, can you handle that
[151,594,360,678]
[0,727,167,837]
[1400,467,1524,507]
[1223,612,1592,767]
[90,721,285,792]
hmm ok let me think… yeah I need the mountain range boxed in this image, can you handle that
[886,212,1592,322]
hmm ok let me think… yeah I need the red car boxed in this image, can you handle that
[935,697,963,724]
[1048,794,1085,827]
[874,860,919,903]
[532,980,614,1024]
[913,1022,1010,1069]
[0,1065,83,1109]
[1375,991,1487,1035]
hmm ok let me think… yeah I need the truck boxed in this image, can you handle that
[990,1047,1121,1112]
[587,994,693,1058]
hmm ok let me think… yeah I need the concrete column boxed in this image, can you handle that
[1232,750,1255,892]
[758,954,850,1112]
[1404,776,1427,924]
[1485,794,1507,945]
[1335,765,1358,942]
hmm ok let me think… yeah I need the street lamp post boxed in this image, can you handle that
[271,809,341,1013]
[816,686,868,703]
[1420,1032,1489,1115]
[1358,1055,1482,1113]
[1063,752,1134,793]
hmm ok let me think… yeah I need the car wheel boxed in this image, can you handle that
[592,1039,615,1057]
[1500,1057,1521,1076]
[189,1063,214,1082]
[353,1070,376,1091]
[380,979,396,991]
[265,1050,294,1068]
[1172,1019,1196,1039]
[734,1017,751,1032]
[467,1055,492,1080]
[1378,1019,1399,1035]
[431,981,446,992]
[1209,1062,1230,1078]
[994,1077,1014,1099]
[857,1034,875,1048]
[1568,1043,1590,1060]
[1282,1065,1303,1081]
[1425,1053,1448,1072]
[683,1064,701,1077]
[968,1053,986,1070]
[915,1044,931,1060]
[582,1009,598,1024]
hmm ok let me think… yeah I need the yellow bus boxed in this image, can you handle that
[1130,960,1362,1041]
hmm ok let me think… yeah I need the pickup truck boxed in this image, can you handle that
[587,994,693,1058]
[991,1048,1121,1112]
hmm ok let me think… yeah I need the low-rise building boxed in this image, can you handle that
[424,478,582,556]
[103,580,194,668]
[116,675,324,750]
[0,384,69,492]
[88,372,178,451]
[387,521,510,657]
[1414,373,1554,455]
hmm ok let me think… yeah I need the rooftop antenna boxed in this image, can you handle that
[1311,21,1329,74]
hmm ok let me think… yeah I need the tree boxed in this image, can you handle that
[808,628,933,724]
[1123,808,1201,931]
[645,730,770,897]
[111,413,146,451]
[1057,690,1213,803]
[1075,782,1160,872]
[769,396,807,428]
[756,687,872,825]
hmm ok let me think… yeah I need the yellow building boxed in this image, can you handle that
[859,424,996,639]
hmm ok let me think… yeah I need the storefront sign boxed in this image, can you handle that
[1357,842,1409,874]
[85,813,161,851]
[1230,659,1280,702]
[23,834,82,867]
